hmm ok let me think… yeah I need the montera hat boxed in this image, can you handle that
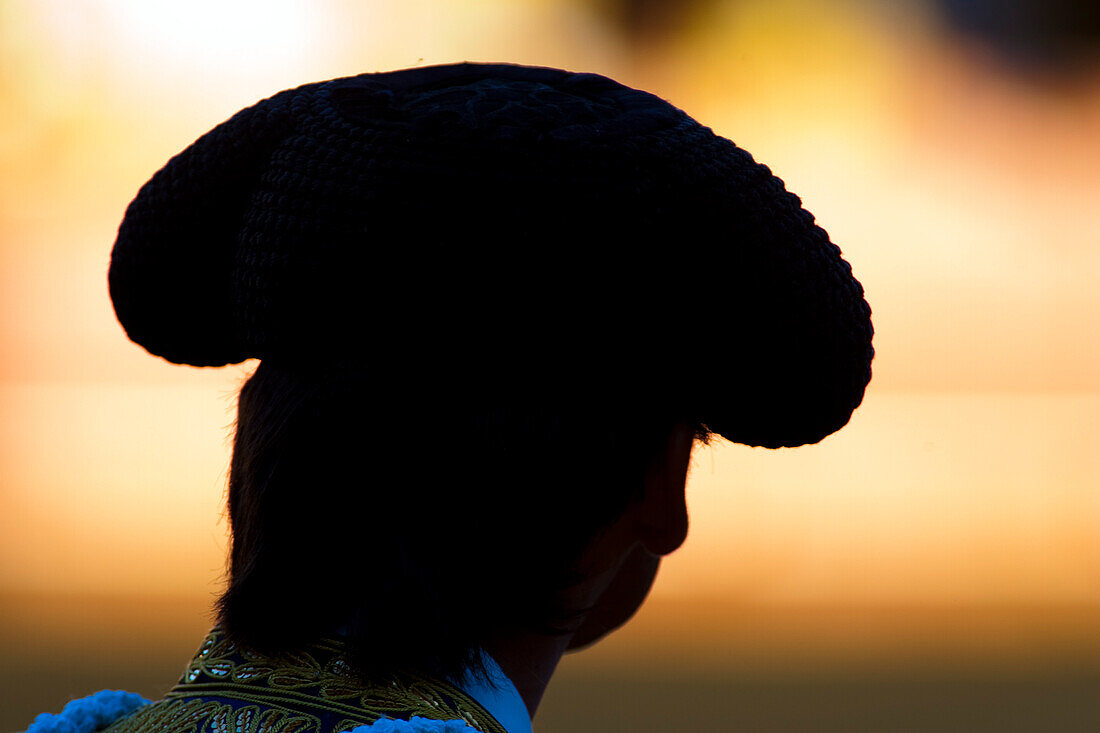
[109,61,873,448]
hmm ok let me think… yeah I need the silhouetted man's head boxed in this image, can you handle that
[107,61,874,686]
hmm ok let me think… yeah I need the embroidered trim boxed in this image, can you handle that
[100,629,505,733]
[347,718,481,732]
[101,698,320,733]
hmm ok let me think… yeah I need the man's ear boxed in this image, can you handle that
[634,421,693,557]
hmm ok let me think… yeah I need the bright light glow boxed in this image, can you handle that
[102,0,315,67]
[32,0,327,93]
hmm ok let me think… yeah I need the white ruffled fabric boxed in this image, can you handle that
[25,690,149,733]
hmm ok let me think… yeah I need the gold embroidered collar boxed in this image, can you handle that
[103,628,507,733]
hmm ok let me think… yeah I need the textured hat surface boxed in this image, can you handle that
[109,61,874,448]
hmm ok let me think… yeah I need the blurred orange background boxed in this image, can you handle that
[3,1,1099,730]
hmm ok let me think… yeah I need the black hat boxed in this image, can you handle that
[109,61,873,448]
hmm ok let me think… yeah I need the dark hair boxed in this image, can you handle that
[216,357,709,684]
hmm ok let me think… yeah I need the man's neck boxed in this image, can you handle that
[484,628,573,719]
